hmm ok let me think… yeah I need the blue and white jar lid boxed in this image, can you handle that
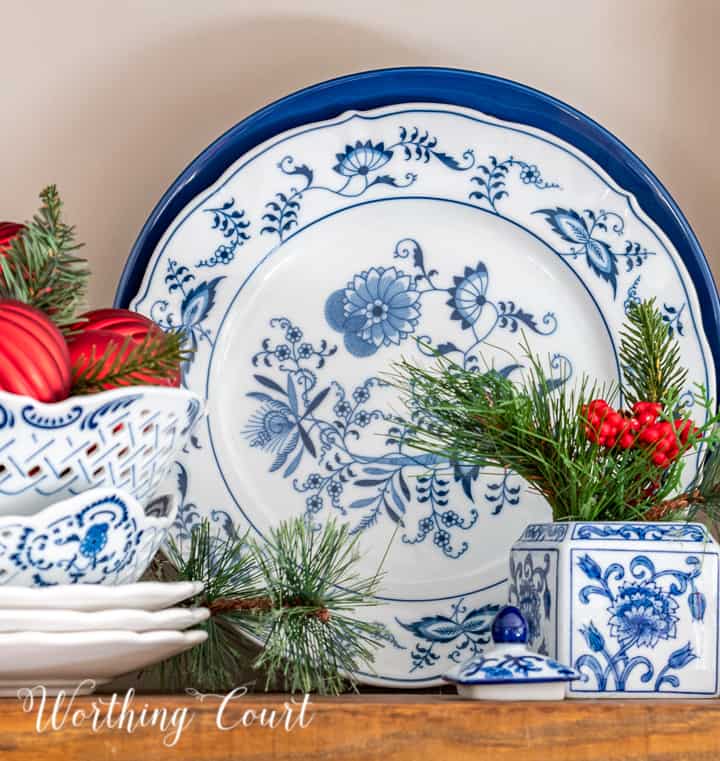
[443,606,581,686]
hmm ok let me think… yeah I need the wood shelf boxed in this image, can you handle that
[1,693,719,760]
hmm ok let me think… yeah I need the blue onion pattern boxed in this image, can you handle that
[241,234,569,557]
[575,553,705,692]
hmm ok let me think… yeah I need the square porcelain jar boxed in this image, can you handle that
[508,522,719,698]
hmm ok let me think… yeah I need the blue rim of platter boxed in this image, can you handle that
[115,66,720,393]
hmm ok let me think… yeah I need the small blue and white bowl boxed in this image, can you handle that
[0,386,203,516]
[443,606,580,700]
[0,487,177,586]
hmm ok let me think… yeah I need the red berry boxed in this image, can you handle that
[599,422,614,438]
[619,432,635,449]
[656,421,673,437]
[640,426,661,444]
[606,411,623,429]
[676,419,692,445]
[652,451,670,468]
[633,401,648,414]
[606,436,617,448]
[655,438,670,453]
[638,411,656,427]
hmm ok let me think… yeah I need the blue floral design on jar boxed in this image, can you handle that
[325,266,421,357]
[354,410,372,427]
[575,552,705,692]
[334,400,353,418]
[333,140,392,177]
[608,582,678,648]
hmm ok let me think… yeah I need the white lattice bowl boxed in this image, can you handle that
[0,487,177,586]
[0,386,203,516]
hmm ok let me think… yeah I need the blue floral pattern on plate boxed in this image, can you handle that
[239,235,564,559]
[129,103,714,688]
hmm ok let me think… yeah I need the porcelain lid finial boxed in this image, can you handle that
[491,605,528,644]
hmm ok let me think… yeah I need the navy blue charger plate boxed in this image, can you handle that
[114,67,720,391]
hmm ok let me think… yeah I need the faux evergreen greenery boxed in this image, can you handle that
[392,300,720,523]
[0,186,89,326]
[70,330,192,394]
[151,517,385,695]
[619,298,688,404]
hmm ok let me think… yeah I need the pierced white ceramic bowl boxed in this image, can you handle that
[0,488,177,586]
[0,386,203,516]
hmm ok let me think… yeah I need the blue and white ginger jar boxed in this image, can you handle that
[509,521,720,698]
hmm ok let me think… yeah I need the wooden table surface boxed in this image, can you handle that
[0,692,718,760]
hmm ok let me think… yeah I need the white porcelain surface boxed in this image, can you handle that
[0,488,176,586]
[129,103,715,686]
[0,386,203,516]
[0,606,209,632]
[0,629,207,696]
[0,581,204,611]
[457,682,567,701]
[510,522,720,698]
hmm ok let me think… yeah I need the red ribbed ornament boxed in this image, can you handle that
[0,222,23,252]
[70,308,162,341]
[0,299,72,402]
[68,328,180,389]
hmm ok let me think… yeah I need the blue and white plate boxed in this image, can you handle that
[118,70,719,687]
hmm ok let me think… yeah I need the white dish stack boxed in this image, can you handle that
[0,582,208,696]
[0,385,208,696]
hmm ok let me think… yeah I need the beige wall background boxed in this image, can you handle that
[1,0,718,308]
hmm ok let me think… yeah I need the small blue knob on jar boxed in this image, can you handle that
[491,605,528,644]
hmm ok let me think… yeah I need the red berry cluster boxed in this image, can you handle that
[582,399,700,469]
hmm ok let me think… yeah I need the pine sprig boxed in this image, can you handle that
[71,330,191,394]
[0,186,89,325]
[251,517,384,695]
[150,517,385,694]
[619,298,687,404]
[394,341,686,521]
[152,521,265,691]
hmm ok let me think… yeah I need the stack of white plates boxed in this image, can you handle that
[0,581,208,696]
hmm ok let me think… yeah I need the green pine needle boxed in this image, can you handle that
[151,521,265,691]
[392,319,720,522]
[150,517,385,695]
[0,186,89,325]
[250,517,385,695]
[70,329,192,394]
[619,298,687,404]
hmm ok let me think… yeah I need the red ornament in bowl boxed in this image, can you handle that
[0,222,23,252]
[68,329,179,390]
[0,299,72,402]
[70,308,162,342]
